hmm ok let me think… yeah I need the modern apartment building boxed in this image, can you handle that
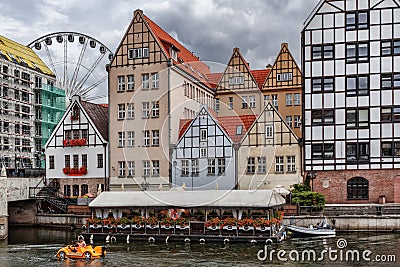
[108,10,215,191]
[303,0,400,203]
[0,35,63,173]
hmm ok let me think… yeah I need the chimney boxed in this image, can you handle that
[266,64,272,69]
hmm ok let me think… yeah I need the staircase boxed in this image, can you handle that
[29,178,75,214]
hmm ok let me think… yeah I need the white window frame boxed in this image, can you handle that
[277,72,293,82]
[142,102,149,118]
[192,159,199,176]
[286,116,293,128]
[272,94,278,108]
[286,93,293,106]
[287,156,296,173]
[152,160,160,176]
[127,103,134,119]
[200,129,207,141]
[143,161,151,176]
[118,132,125,147]
[182,160,189,176]
[118,161,126,177]
[118,103,125,119]
[266,124,273,138]
[294,115,301,128]
[142,74,149,89]
[207,159,215,175]
[118,76,125,92]
[228,97,233,109]
[127,161,135,177]
[200,148,207,158]
[127,131,135,147]
[152,130,159,147]
[143,130,150,147]
[151,72,159,88]
[294,93,301,105]
[257,157,266,174]
[249,95,256,108]
[127,75,134,91]
[247,157,255,174]
[275,156,284,173]
[151,101,159,118]
[242,96,248,109]
[217,158,226,175]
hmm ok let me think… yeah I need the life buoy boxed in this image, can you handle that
[148,237,155,243]
[184,238,190,243]
[110,236,116,243]
[223,238,229,244]
[250,239,257,244]
[199,238,205,244]
[266,239,273,244]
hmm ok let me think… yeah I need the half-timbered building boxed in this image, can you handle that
[108,9,215,191]
[238,103,302,190]
[171,107,255,190]
[303,0,400,203]
[262,43,303,137]
[45,95,108,198]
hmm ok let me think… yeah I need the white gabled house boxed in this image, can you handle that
[45,95,109,198]
[171,107,256,190]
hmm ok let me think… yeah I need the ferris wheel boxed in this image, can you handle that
[28,32,113,102]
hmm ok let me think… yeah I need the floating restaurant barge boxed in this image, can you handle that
[82,190,286,244]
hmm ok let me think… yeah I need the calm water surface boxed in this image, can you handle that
[0,227,398,266]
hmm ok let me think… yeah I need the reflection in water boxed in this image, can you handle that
[0,227,398,267]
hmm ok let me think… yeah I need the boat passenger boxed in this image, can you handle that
[78,236,86,248]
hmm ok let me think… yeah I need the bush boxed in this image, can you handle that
[292,191,326,208]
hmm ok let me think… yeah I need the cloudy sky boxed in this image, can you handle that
[0,0,320,70]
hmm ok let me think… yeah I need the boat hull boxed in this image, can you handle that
[286,225,336,238]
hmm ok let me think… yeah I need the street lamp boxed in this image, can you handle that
[306,170,317,191]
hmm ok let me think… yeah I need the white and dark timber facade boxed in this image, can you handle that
[303,0,400,203]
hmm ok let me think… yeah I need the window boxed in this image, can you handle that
[346,143,370,162]
[346,109,369,128]
[286,116,293,128]
[249,96,256,108]
[287,156,296,173]
[286,94,293,106]
[64,185,71,197]
[143,130,150,147]
[123,103,133,120]
[272,94,278,108]
[200,129,207,141]
[346,11,368,30]
[215,98,220,112]
[347,177,369,199]
[312,144,334,159]
[117,76,125,92]
[182,160,189,176]
[383,107,400,122]
[381,73,400,89]
[142,74,149,89]
[64,155,70,168]
[151,73,158,88]
[312,44,334,60]
[294,93,301,105]
[247,157,255,174]
[152,160,160,176]
[97,154,103,168]
[257,157,266,174]
[127,161,135,177]
[127,75,134,91]
[81,129,88,140]
[275,157,284,173]
[127,131,135,147]
[346,75,369,96]
[118,104,125,119]
[382,142,400,157]
[217,158,225,175]
[236,125,243,135]
[48,155,55,169]
[228,97,233,109]
[294,115,301,128]
[73,155,79,168]
[381,40,400,56]
[118,161,126,177]
[242,96,248,109]
[151,101,159,118]
[142,102,150,118]
[81,154,87,167]
[200,148,207,158]
[192,159,199,176]
[266,124,273,138]
[143,161,151,176]
[346,43,369,63]
[152,130,159,146]
[118,132,125,147]
[229,76,244,85]
[277,72,293,82]
[72,185,79,197]
[81,184,88,196]
[207,159,215,175]
[129,48,149,59]
[311,109,334,125]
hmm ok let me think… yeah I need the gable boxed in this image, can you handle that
[263,43,302,90]
[241,103,298,147]
[110,10,168,68]
[216,48,259,92]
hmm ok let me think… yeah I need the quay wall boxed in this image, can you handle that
[283,216,400,232]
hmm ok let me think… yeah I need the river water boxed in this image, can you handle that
[0,227,398,266]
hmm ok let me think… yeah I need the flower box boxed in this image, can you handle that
[222,225,237,231]
[104,224,115,230]
[132,224,144,230]
[239,226,254,232]
[175,224,190,230]
[63,138,87,147]
[207,225,220,231]
[146,224,159,229]
[161,225,173,230]
[117,224,131,230]
[255,226,270,232]
[89,224,102,230]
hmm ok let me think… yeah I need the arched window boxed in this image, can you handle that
[347,177,369,199]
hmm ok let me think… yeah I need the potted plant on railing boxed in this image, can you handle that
[87,217,102,229]
[160,217,173,229]
[69,167,79,175]
[63,167,70,175]
[131,216,145,230]
[253,218,271,232]
[205,218,221,230]
[103,217,117,230]
[79,166,88,175]
[174,217,189,230]
[117,217,131,230]
[220,218,238,231]
[237,218,254,231]
[146,217,159,229]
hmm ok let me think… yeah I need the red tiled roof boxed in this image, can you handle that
[205,73,223,89]
[81,101,109,141]
[251,69,270,89]
[178,113,256,143]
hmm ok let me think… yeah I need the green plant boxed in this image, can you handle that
[119,217,131,225]
[292,191,326,208]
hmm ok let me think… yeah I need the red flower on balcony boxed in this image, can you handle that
[70,115,79,121]
[63,167,70,175]
[63,166,87,176]
[79,166,88,175]
[70,167,79,175]
[63,138,87,147]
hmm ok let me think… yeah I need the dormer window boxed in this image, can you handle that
[236,125,243,135]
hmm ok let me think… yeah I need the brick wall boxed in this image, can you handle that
[56,178,104,197]
[312,170,400,204]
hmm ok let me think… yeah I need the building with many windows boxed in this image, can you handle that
[0,35,63,173]
[45,95,108,197]
[303,0,400,203]
[108,10,215,191]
